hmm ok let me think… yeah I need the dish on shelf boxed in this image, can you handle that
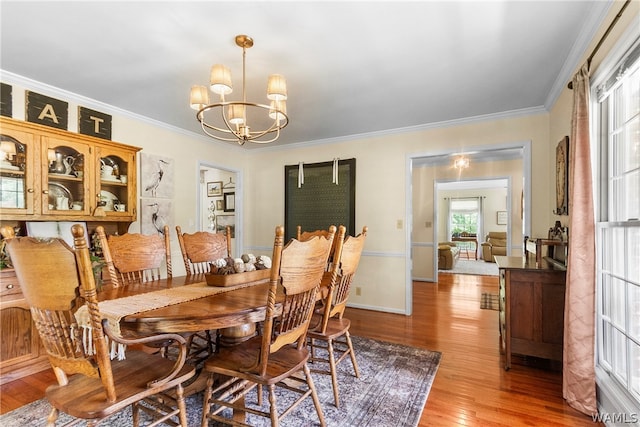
[100,156,118,168]
[101,176,122,182]
[99,190,118,211]
[0,161,20,171]
[48,182,73,210]
[49,172,77,178]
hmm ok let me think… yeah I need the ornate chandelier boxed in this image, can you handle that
[190,35,289,145]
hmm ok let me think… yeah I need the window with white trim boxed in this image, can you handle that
[593,36,640,411]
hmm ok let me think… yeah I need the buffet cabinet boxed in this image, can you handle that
[0,116,141,382]
[495,256,566,370]
[0,268,50,384]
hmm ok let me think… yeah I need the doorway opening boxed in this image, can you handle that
[406,141,531,315]
[197,162,242,257]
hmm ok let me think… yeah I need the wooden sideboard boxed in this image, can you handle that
[0,268,50,384]
[495,256,566,370]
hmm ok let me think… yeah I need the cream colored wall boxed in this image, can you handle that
[549,1,639,231]
[115,118,248,276]
[245,113,550,313]
[3,80,554,314]
[6,1,636,314]
[3,79,249,277]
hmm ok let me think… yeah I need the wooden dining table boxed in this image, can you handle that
[95,273,282,399]
[97,273,281,335]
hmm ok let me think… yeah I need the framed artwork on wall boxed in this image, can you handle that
[141,153,174,199]
[216,214,235,237]
[554,136,569,215]
[224,192,235,212]
[207,181,223,197]
[216,199,224,210]
[496,211,508,225]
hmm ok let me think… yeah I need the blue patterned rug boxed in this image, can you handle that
[0,336,441,426]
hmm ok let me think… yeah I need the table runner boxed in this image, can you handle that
[74,280,264,359]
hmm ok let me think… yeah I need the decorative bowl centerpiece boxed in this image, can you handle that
[205,253,272,287]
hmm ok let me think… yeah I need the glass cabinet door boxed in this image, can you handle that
[96,146,135,217]
[42,136,91,215]
[0,129,35,215]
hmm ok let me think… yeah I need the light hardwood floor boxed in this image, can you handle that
[1,272,600,426]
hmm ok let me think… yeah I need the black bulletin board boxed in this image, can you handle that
[284,158,356,241]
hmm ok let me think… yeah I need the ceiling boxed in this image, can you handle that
[0,1,612,150]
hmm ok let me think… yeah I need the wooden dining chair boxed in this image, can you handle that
[175,225,232,362]
[176,225,231,274]
[200,225,335,427]
[3,224,195,427]
[296,225,341,300]
[96,224,197,360]
[96,225,172,287]
[308,225,367,407]
[296,224,340,267]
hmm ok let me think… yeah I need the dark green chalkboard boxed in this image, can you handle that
[285,158,355,241]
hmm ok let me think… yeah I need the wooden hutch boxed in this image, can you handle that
[0,117,141,383]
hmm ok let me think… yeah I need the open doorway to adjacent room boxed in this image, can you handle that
[406,142,531,314]
[197,162,241,257]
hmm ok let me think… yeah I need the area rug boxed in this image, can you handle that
[0,336,441,427]
[439,259,499,276]
[480,292,500,310]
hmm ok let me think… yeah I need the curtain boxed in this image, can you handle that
[563,64,596,415]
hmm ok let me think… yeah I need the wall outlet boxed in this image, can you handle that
[355,287,361,296]
[425,221,432,228]
[396,219,403,229]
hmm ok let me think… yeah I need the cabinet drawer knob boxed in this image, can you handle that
[6,284,13,289]
[27,188,35,193]
[42,190,49,194]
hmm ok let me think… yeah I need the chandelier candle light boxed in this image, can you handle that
[190,35,289,145]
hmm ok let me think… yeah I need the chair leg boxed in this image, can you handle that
[46,407,59,427]
[327,339,340,407]
[345,331,360,377]
[132,402,140,427]
[201,374,214,427]
[268,384,279,427]
[304,363,327,427]
[175,383,188,427]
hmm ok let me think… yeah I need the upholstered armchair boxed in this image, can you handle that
[438,242,460,270]
[481,232,507,262]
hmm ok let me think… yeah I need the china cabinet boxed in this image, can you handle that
[0,116,140,223]
[0,116,141,382]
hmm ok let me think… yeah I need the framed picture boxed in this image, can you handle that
[207,181,223,197]
[216,214,235,237]
[554,136,569,215]
[224,192,235,212]
[496,211,508,225]
[216,199,224,210]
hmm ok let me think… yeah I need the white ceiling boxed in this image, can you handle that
[0,1,612,150]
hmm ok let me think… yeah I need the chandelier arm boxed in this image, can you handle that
[197,102,288,143]
[200,121,242,142]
